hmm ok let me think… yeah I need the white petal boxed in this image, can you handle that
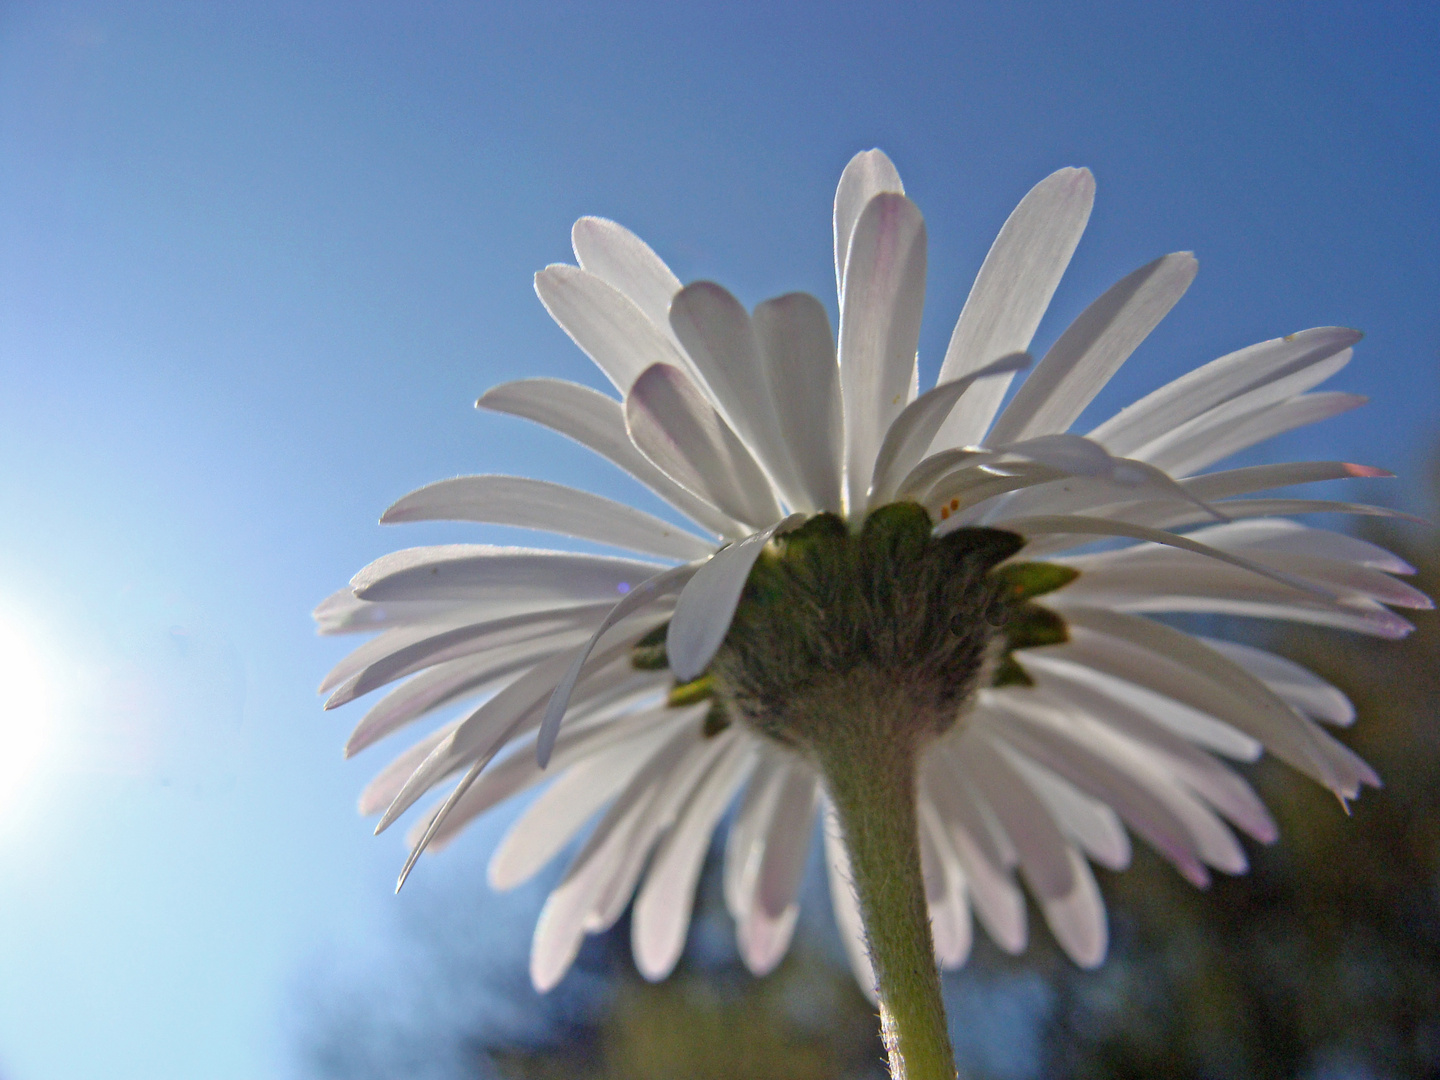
[352,544,667,605]
[1062,588,1413,639]
[922,747,1028,953]
[1089,326,1362,457]
[345,655,505,757]
[478,377,739,537]
[669,282,815,511]
[867,352,1030,508]
[321,619,463,696]
[752,292,845,513]
[626,363,783,530]
[1054,554,1416,637]
[1201,498,1419,524]
[1029,496,1420,552]
[1024,714,1251,875]
[1154,537,1426,609]
[327,613,599,709]
[1145,392,1366,478]
[358,722,458,816]
[1015,652,1262,760]
[724,750,787,918]
[977,708,1210,887]
[529,732,691,992]
[956,736,1076,899]
[823,801,879,1000]
[1180,516,1411,573]
[488,723,681,891]
[1181,461,1395,505]
[1003,752,1131,871]
[1020,673,1277,843]
[982,514,1335,603]
[833,149,904,300]
[534,264,689,393]
[313,589,471,635]
[917,799,973,969]
[932,167,1096,448]
[416,704,675,852]
[924,459,1047,514]
[1127,345,1354,469]
[894,447,993,502]
[838,193,928,513]
[738,764,817,976]
[1082,728,1258,868]
[571,217,682,339]
[382,475,715,562]
[377,635,645,831]
[1041,612,1377,797]
[666,516,802,681]
[990,460,1387,526]
[632,735,754,980]
[1038,847,1107,968]
[588,732,729,934]
[537,562,698,767]
[1199,638,1354,726]
[919,810,947,905]
[985,252,1198,445]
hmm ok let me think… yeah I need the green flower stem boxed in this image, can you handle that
[817,737,956,1080]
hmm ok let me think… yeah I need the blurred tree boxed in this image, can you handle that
[294,841,889,1080]
[488,940,884,1080]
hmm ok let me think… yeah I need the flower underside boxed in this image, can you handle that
[638,502,1078,755]
[318,149,1420,1054]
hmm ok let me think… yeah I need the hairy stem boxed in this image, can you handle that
[818,736,956,1080]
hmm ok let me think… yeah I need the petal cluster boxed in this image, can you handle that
[318,150,1425,995]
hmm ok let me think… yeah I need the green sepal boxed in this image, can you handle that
[989,561,1079,601]
[776,511,847,554]
[668,674,714,707]
[702,701,731,737]
[859,501,935,560]
[934,526,1026,571]
[992,654,1035,687]
[1003,603,1069,650]
[631,622,670,670]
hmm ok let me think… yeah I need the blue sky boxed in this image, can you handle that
[0,2,1436,1077]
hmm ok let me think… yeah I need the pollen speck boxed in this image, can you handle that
[939,506,951,520]
[949,498,960,511]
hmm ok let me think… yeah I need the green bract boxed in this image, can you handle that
[634,503,1080,749]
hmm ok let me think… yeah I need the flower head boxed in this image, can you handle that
[318,150,1425,997]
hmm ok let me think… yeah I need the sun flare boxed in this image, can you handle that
[0,615,56,812]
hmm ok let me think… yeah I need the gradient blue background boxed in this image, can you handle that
[0,2,1435,1077]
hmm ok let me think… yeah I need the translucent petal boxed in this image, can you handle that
[478,377,739,537]
[932,167,1095,448]
[571,216,683,342]
[626,363,783,530]
[1090,326,1361,456]
[752,292,845,513]
[534,264,689,392]
[986,252,1198,445]
[833,149,904,300]
[838,193,928,513]
[382,475,715,561]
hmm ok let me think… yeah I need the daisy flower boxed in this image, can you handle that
[318,150,1424,1080]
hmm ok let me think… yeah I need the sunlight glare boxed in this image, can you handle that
[0,615,56,812]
